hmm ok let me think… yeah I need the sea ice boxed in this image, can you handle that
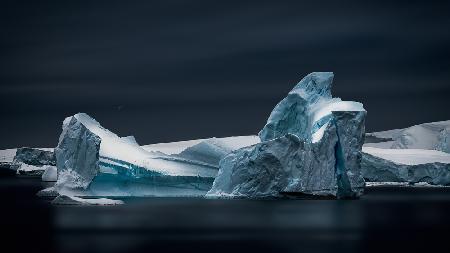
[208,72,366,198]
[52,195,123,205]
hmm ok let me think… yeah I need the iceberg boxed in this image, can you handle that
[0,148,17,173]
[53,113,221,197]
[208,72,366,198]
[362,121,450,185]
[0,147,56,176]
[362,147,450,185]
[48,72,367,200]
[0,148,56,177]
[52,195,123,205]
[365,120,450,153]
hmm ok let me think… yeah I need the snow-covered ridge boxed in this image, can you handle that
[365,120,450,153]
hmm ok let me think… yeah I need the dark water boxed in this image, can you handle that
[1,175,450,253]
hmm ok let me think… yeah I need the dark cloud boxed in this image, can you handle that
[1,0,450,148]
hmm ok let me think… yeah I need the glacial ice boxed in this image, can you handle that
[0,148,17,171]
[42,166,57,182]
[14,147,55,166]
[0,147,56,176]
[208,72,366,198]
[53,113,215,197]
[51,113,259,197]
[52,195,124,205]
[45,72,369,199]
[362,121,450,185]
[365,120,450,153]
[143,136,260,168]
[362,147,450,185]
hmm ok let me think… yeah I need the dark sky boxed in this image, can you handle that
[1,0,449,149]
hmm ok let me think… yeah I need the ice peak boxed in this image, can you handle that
[259,72,364,143]
[291,72,334,102]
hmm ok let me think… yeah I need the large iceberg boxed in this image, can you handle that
[53,113,220,197]
[207,72,367,198]
[49,72,367,199]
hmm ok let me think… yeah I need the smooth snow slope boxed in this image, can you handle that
[365,120,450,152]
[70,113,217,178]
[363,147,450,165]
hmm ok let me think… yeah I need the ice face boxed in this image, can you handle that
[42,166,57,182]
[208,73,366,198]
[0,149,18,171]
[54,115,101,191]
[259,72,364,143]
[361,147,450,185]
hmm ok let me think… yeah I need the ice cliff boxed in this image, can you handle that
[207,72,366,198]
[362,147,450,185]
[362,121,450,185]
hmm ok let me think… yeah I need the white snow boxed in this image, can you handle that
[52,195,124,205]
[363,141,395,148]
[142,139,207,155]
[362,146,450,165]
[69,113,216,178]
[366,120,450,152]
[16,164,46,174]
[365,182,450,188]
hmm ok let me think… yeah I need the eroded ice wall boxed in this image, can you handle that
[208,72,366,198]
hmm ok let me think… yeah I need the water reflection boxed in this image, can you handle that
[2,176,450,253]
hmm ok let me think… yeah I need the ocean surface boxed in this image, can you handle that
[1,175,449,253]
